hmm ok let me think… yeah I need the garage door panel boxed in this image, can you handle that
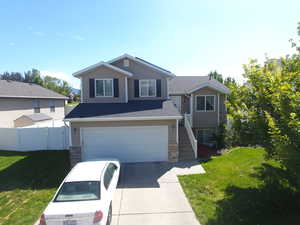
[81,126,168,162]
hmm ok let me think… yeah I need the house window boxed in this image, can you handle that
[123,59,130,67]
[49,100,55,112]
[33,99,40,113]
[197,129,215,145]
[95,79,113,97]
[139,79,156,97]
[196,95,215,111]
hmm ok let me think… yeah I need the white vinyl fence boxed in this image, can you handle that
[0,127,69,151]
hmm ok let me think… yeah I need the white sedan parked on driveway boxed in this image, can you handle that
[39,160,120,225]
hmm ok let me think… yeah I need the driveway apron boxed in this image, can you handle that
[111,161,204,225]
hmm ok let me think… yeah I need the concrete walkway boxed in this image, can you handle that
[111,161,205,225]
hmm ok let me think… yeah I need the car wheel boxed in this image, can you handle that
[106,202,112,225]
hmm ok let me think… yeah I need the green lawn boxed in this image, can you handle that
[0,150,70,225]
[67,101,80,106]
[179,147,300,225]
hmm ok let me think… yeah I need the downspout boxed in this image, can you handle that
[217,93,220,126]
[190,93,193,128]
[64,120,71,149]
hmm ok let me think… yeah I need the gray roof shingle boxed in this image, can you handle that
[168,76,210,94]
[65,100,181,120]
[0,80,68,99]
[22,113,52,122]
[169,76,229,94]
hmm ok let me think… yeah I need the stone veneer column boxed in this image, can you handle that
[168,143,179,162]
[70,146,81,167]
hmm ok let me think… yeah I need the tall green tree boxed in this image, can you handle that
[226,23,300,185]
[208,70,223,83]
[0,71,24,81]
[24,69,43,85]
[43,76,72,96]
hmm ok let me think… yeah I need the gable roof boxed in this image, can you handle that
[107,54,175,77]
[65,100,182,121]
[187,79,230,94]
[169,76,230,95]
[19,113,52,122]
[73,61,133,77]
[0,80,68,99]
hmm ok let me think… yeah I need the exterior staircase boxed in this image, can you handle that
[178,126,196,161]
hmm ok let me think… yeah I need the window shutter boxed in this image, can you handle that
[89,78,95,98]
[156,79,162,97]
[113,78,119,97]
[134,80,139,98]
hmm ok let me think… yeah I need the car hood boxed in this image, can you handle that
[44,200,104,218]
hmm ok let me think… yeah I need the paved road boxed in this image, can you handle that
[111,161,204,225]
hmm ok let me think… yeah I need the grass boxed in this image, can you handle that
[179,147,300,225]
[0,150,70,225]
[67,101,80,106]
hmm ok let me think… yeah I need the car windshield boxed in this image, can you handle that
[54,181,100,202]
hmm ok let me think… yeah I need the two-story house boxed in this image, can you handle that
[0,80,68,128]
[65,54,229,166]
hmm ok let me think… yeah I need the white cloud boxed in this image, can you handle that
[71,35,85,41]
[33,31,45,37]
[40,71,80,89]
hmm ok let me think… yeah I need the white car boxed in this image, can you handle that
[39,160,120,225]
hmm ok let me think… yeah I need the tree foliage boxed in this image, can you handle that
[207,70,236,88]
[226,34,300,185]
[208,70,223,83]
[0,69,72,97]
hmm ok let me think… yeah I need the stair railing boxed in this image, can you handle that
[184,113,198,158]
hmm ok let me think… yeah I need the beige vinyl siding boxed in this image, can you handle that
[111,59,168,100]
[169,94,190,114]
[0,98,65,128]
[14,116,35,127]
[192,87,226,128]
[70,120,177,147]
[181,95,190,114]
[80,66,127,103]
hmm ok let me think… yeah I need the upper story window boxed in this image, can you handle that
[95,79,113,97]
[196,95,215,112]
[33,99,40,113]
[123,59,130,67]
[139,79,156,97]
[49,100,55,112]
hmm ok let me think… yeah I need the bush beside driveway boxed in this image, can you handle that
[179,147,300,225]
[0,150,69,225]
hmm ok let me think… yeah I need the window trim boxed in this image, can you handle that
[95,78,114,97]
[195,95,215,112]
[139,79,156,97]
[33,99,40,113]
[197,128,215,144]
[49,100,55,113]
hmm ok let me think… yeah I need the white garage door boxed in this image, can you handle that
[81,126,168,162]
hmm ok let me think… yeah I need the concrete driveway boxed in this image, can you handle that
[111,161,205,225]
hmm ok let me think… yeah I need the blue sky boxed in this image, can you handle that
[1,0,299,88]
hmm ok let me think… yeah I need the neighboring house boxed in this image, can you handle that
[65,54,229,166]
[0,80,68,128]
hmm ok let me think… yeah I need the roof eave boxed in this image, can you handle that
[73,61,133,77]
[0,95,68,100]
[187,82,230,94]
[107,54,176,78]
[64,115,182,122]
